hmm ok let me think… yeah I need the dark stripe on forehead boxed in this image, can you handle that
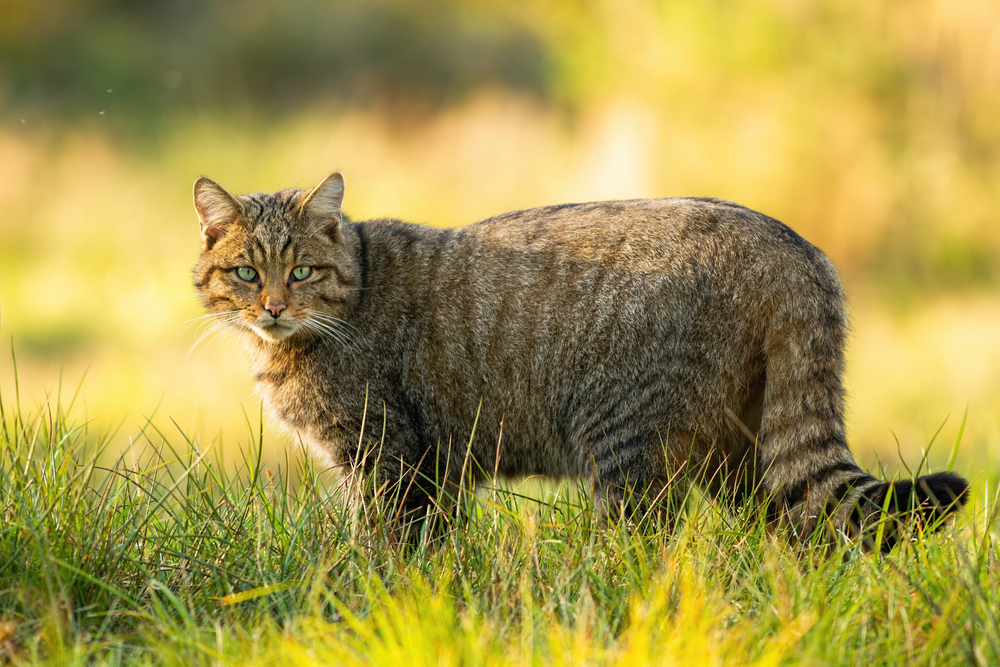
[251,235,268,261]
[280,235,294,258]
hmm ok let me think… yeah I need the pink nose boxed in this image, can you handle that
[265,301,286,317]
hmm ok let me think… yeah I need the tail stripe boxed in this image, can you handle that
[782,461,862,508]
[821,477,864,519]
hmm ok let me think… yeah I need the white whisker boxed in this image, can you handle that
[185,312,243,358]
[308,318,346,347]
[187,325,223,359]
[312,321,347,349]
[312,324,340,347]
[310,311,361,336]
[302,313,358,349]
[177,310,240,336]
[308,319,358,348]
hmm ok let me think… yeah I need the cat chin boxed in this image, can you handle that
[252,322,297,343]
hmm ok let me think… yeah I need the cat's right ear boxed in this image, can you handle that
[298,172,345,241]
[193,177,241,251]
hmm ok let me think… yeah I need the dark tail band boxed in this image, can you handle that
[850,471,969,553]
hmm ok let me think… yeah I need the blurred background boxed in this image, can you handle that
[1,0,998,478]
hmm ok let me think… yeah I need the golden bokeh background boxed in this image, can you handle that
[1,0,998,478]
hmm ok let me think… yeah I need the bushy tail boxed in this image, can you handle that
[839,471,969,552]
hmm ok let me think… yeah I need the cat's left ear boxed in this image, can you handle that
[298,172,345,241]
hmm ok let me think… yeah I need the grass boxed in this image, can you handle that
[1,376,998,666]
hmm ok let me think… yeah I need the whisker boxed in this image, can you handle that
[177,310,240,336]
[308,319,357,348]
[298,318,323,340]
[327,325,354,348]
[185,313,243,358]
[310,312,362,337]
[303,315,355,349]
[180,310,238,325]
[187,324,224,359]
[301,319,340,347]
[311,319,348,347]
[317,325,341,347]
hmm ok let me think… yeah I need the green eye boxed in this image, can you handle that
[291,266,312,281]
[236,266,257,282]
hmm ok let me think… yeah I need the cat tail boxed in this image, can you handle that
[754,251,968,549]
[834,471,970,552]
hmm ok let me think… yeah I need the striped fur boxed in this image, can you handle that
[192,172,969,547]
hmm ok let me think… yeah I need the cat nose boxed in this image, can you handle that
[265,301,286,318]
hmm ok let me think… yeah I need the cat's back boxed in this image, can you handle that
[357,196,838,320]
[443,196,833,288]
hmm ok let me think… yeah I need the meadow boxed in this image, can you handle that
[1,372,997,665]
[2,0,1000,663]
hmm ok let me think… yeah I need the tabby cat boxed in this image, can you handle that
[192,171,968,550]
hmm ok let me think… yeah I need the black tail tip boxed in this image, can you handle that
[912,471,970,510]
[867,471,969,554]
[885,471,970,526]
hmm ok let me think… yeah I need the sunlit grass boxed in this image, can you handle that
[1,381,997,665]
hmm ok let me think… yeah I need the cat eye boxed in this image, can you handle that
[291,266,312,281]
[236,266,257,282]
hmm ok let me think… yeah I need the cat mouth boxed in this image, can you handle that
[254,319,297,342]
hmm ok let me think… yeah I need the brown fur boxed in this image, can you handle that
[193,172,968,549]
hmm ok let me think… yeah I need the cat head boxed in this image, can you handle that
[192,172,361,346]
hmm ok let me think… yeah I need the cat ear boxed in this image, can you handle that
[298,172,345,241]
[193,176,241,250]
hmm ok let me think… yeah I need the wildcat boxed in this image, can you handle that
[192,171,968,550]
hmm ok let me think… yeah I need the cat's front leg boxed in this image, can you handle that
[338,435,469,547]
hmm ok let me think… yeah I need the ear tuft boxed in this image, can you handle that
[298,172,345,241]
[194,176,242,250]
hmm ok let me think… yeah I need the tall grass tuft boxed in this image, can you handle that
[1,373,998,665]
